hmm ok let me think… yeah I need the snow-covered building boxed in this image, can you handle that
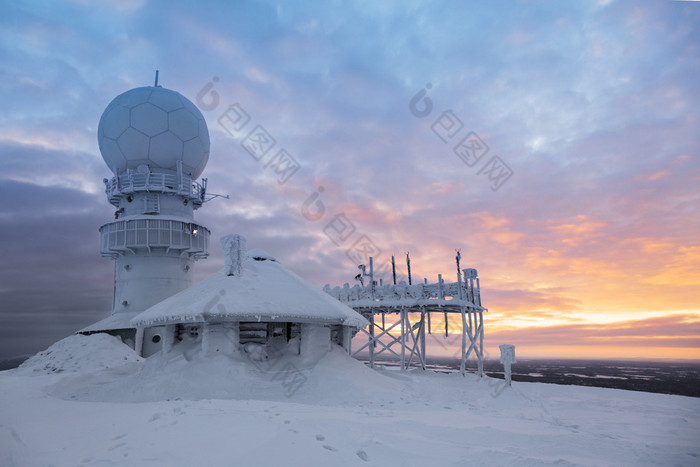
[130,234,368,358]
[80,77,368,361]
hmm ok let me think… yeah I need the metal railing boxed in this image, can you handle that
[103,171,205,207]
[99,218,210,258]
[324,278,482,308]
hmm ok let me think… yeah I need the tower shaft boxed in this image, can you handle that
[100,165,209,315]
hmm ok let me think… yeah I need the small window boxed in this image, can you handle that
[151,335,161,344]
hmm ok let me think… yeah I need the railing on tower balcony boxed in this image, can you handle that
[103,170,206,207]
[99,218,210,258]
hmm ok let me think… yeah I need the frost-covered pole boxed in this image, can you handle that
[369,312,375,368]
[400,308,406,369]
[438,273,448,337]
[391,255,397,285]
[221,234,246,276]
[460,305,467,375]
[456,250,463,300]
[406,252,412,285]
[478,311,484,377]
[361,260,376,363]
[476,278,482,306]
[420,309,426,369]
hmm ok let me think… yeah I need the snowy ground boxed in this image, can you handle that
[1,335,698,466]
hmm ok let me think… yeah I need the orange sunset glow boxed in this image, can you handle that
[343,198,700,361]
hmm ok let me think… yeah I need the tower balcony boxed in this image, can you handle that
[103,171,206,208]
[99,217,210,259]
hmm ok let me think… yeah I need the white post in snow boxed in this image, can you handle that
[221,234,246,276]
[134,327,144,357]
[499,344,516,387]
[342,326,353,354]
[163,324,176,354]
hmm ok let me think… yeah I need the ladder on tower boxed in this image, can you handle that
[143,193,160,214]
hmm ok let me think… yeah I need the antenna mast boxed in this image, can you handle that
[406,252,412,285]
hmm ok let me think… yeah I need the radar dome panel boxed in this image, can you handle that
[199,119,210,147]
[101,105,130,139]
[150,132,184,168]
[148,90,184,112]
[131,103,168,137]
[118,127,150,161]
[98,138,126,173]
[98,86,210,178]
[169,108,199,141]
[183,138,208,175]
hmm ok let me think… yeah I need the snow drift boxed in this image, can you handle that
[2,333,699,466]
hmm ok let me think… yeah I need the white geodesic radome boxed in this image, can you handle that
[97,86,210,179]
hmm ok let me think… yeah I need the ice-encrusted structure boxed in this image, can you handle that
[325,257,487,376]
[81,80,211,346]
[130,235,368,358]
[79,79,367,363]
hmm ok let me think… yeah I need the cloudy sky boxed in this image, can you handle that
[1,0,698,362]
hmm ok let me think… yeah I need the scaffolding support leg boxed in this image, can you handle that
[478,311,484,377]
[369,313,375,369]
[400,309,406,370]
[460,306,467,376]
[420,310,426,370]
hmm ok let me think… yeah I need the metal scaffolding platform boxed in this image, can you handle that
[324,253,487,376]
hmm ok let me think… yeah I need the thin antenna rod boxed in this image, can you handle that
[391,256,397,285]
[154,70,160,87]
[456,249,464,300]
[406,252,412,285]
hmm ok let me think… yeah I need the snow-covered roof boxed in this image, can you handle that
[79,312,140,333]
[131,252,368,329]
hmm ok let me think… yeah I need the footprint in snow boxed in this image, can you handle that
[316,434,325,441]
[323,445,337,451]
[356,449,369,462]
